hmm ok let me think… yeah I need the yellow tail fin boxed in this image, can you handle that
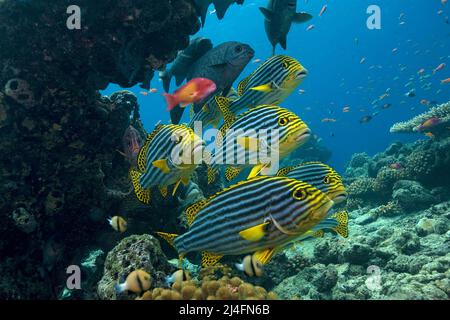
[156,232,179,249]
[129,169,151,204]
[332,211,349,238]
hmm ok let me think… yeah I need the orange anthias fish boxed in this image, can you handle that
[433,63,445,74]
[149,88,158,93]
[416,117,442,131]
[420,99,430,106]
[139,91,148,96]
[389,163,403,170]
[342,106,350,113]
[441,78,450,84]
[119,125,143,166]
[319,5,327,16]
[163,78,217,111]
[424,132,434,139]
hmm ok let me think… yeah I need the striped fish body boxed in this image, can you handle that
[188,89,239,129]
[174,176,334,257]
[277,162,348,204]
[221,55,307,117]
[130,124,204,203]
[208,105,311,182]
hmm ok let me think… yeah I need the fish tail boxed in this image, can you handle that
[163,93,178,111]
[332,210,349,238]
[129,169,151,204]
[156,232,179,249]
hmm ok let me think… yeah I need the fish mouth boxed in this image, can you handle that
[296,68,308,80]
[293,128,311,145]
[332,192,348,204]
[316,198,334,219]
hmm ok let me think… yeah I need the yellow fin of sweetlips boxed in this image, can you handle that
[276,166,294,177]
[237,137,260,152]
[225,166,242,182]
[237,75,251,96]
[152,159,171,174]
[253,248,276,265]
[239,222,270,242]
[156,232,178,249]
[215,96,235,134]
[250,83,274,93]
[137,124,163,172]
[313,230,325,238]
[129,169,151,204]
[159,186,168,198]
[331,210,349,238]
[201,251,223,267]
[247,164,266,180]
[207,165,217,184]
[185,199,209,227]
[172,179,182,196]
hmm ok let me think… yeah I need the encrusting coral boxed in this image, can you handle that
[390,101,450,135]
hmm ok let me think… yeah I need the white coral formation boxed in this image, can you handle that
[390,101,450,133]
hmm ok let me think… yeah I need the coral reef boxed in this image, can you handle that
[97,234,173,300]
[390,101,450,136]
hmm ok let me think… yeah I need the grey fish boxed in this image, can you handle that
[170,41,254,124]
[260,0,312,55]
[213,0,245,20]
[194,0,213,26]
[160,37,213,92]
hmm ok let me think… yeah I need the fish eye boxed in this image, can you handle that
[174,135,183,144]
[292,189,307,201]
[282,61,290,69]
[278,117,289,126]
[324,176,332,184]
[235,45,243,53]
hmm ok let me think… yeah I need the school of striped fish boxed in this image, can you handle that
[121,53,350,279]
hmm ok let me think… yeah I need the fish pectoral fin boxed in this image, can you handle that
[239,222,270,242]
[152,159,171,174]
[225,166,242,182]
[253,248,276,265]
[279,35,287,50]
[237,75,251,96]
[201,251,223,267]
[293,12,313,23]
[237,136,260,151]
[159,186,168,198]
[247,164,266,180]
[129,169,151,204]
[332,210,349,238]
[185,198,209,227]
[259,7,273,21]
[156,232,178,249]
[249,83,274,93]
[172,179,183,196]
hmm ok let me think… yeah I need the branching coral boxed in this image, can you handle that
[390,101,450,134]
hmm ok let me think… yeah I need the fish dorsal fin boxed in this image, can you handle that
[152,159,171,174]
[156,232,178,249]
[215,96,235,134]
[159,186,168,198]
[293,12,313,24]
[225,166,242,182]
[239,221,270,242]
[201,252,223,267]
[253,248,275,265]
[137,124,164,172]
[332,211,349,238]
[276,166,295,177]
[172,179,183,196]
[185,198,209,227]
[259,7,273,21]
[237,75,252,96]
[129,169,151,204]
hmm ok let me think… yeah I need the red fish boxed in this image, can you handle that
[416,117,442,131]
[390,163,403,170]
[120,125,143,166]
[163,78,216,111]
[433,63,445,74]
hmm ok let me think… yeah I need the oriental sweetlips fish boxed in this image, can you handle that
[207,105,311,183]
[129,124,204,204]
[213,55,308,119]
[157,175,334,267]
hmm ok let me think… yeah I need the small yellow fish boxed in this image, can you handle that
[108,216,127,233]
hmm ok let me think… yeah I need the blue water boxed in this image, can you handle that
[103,0,450,171]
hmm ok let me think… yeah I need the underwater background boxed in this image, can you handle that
[0,0,449,300]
